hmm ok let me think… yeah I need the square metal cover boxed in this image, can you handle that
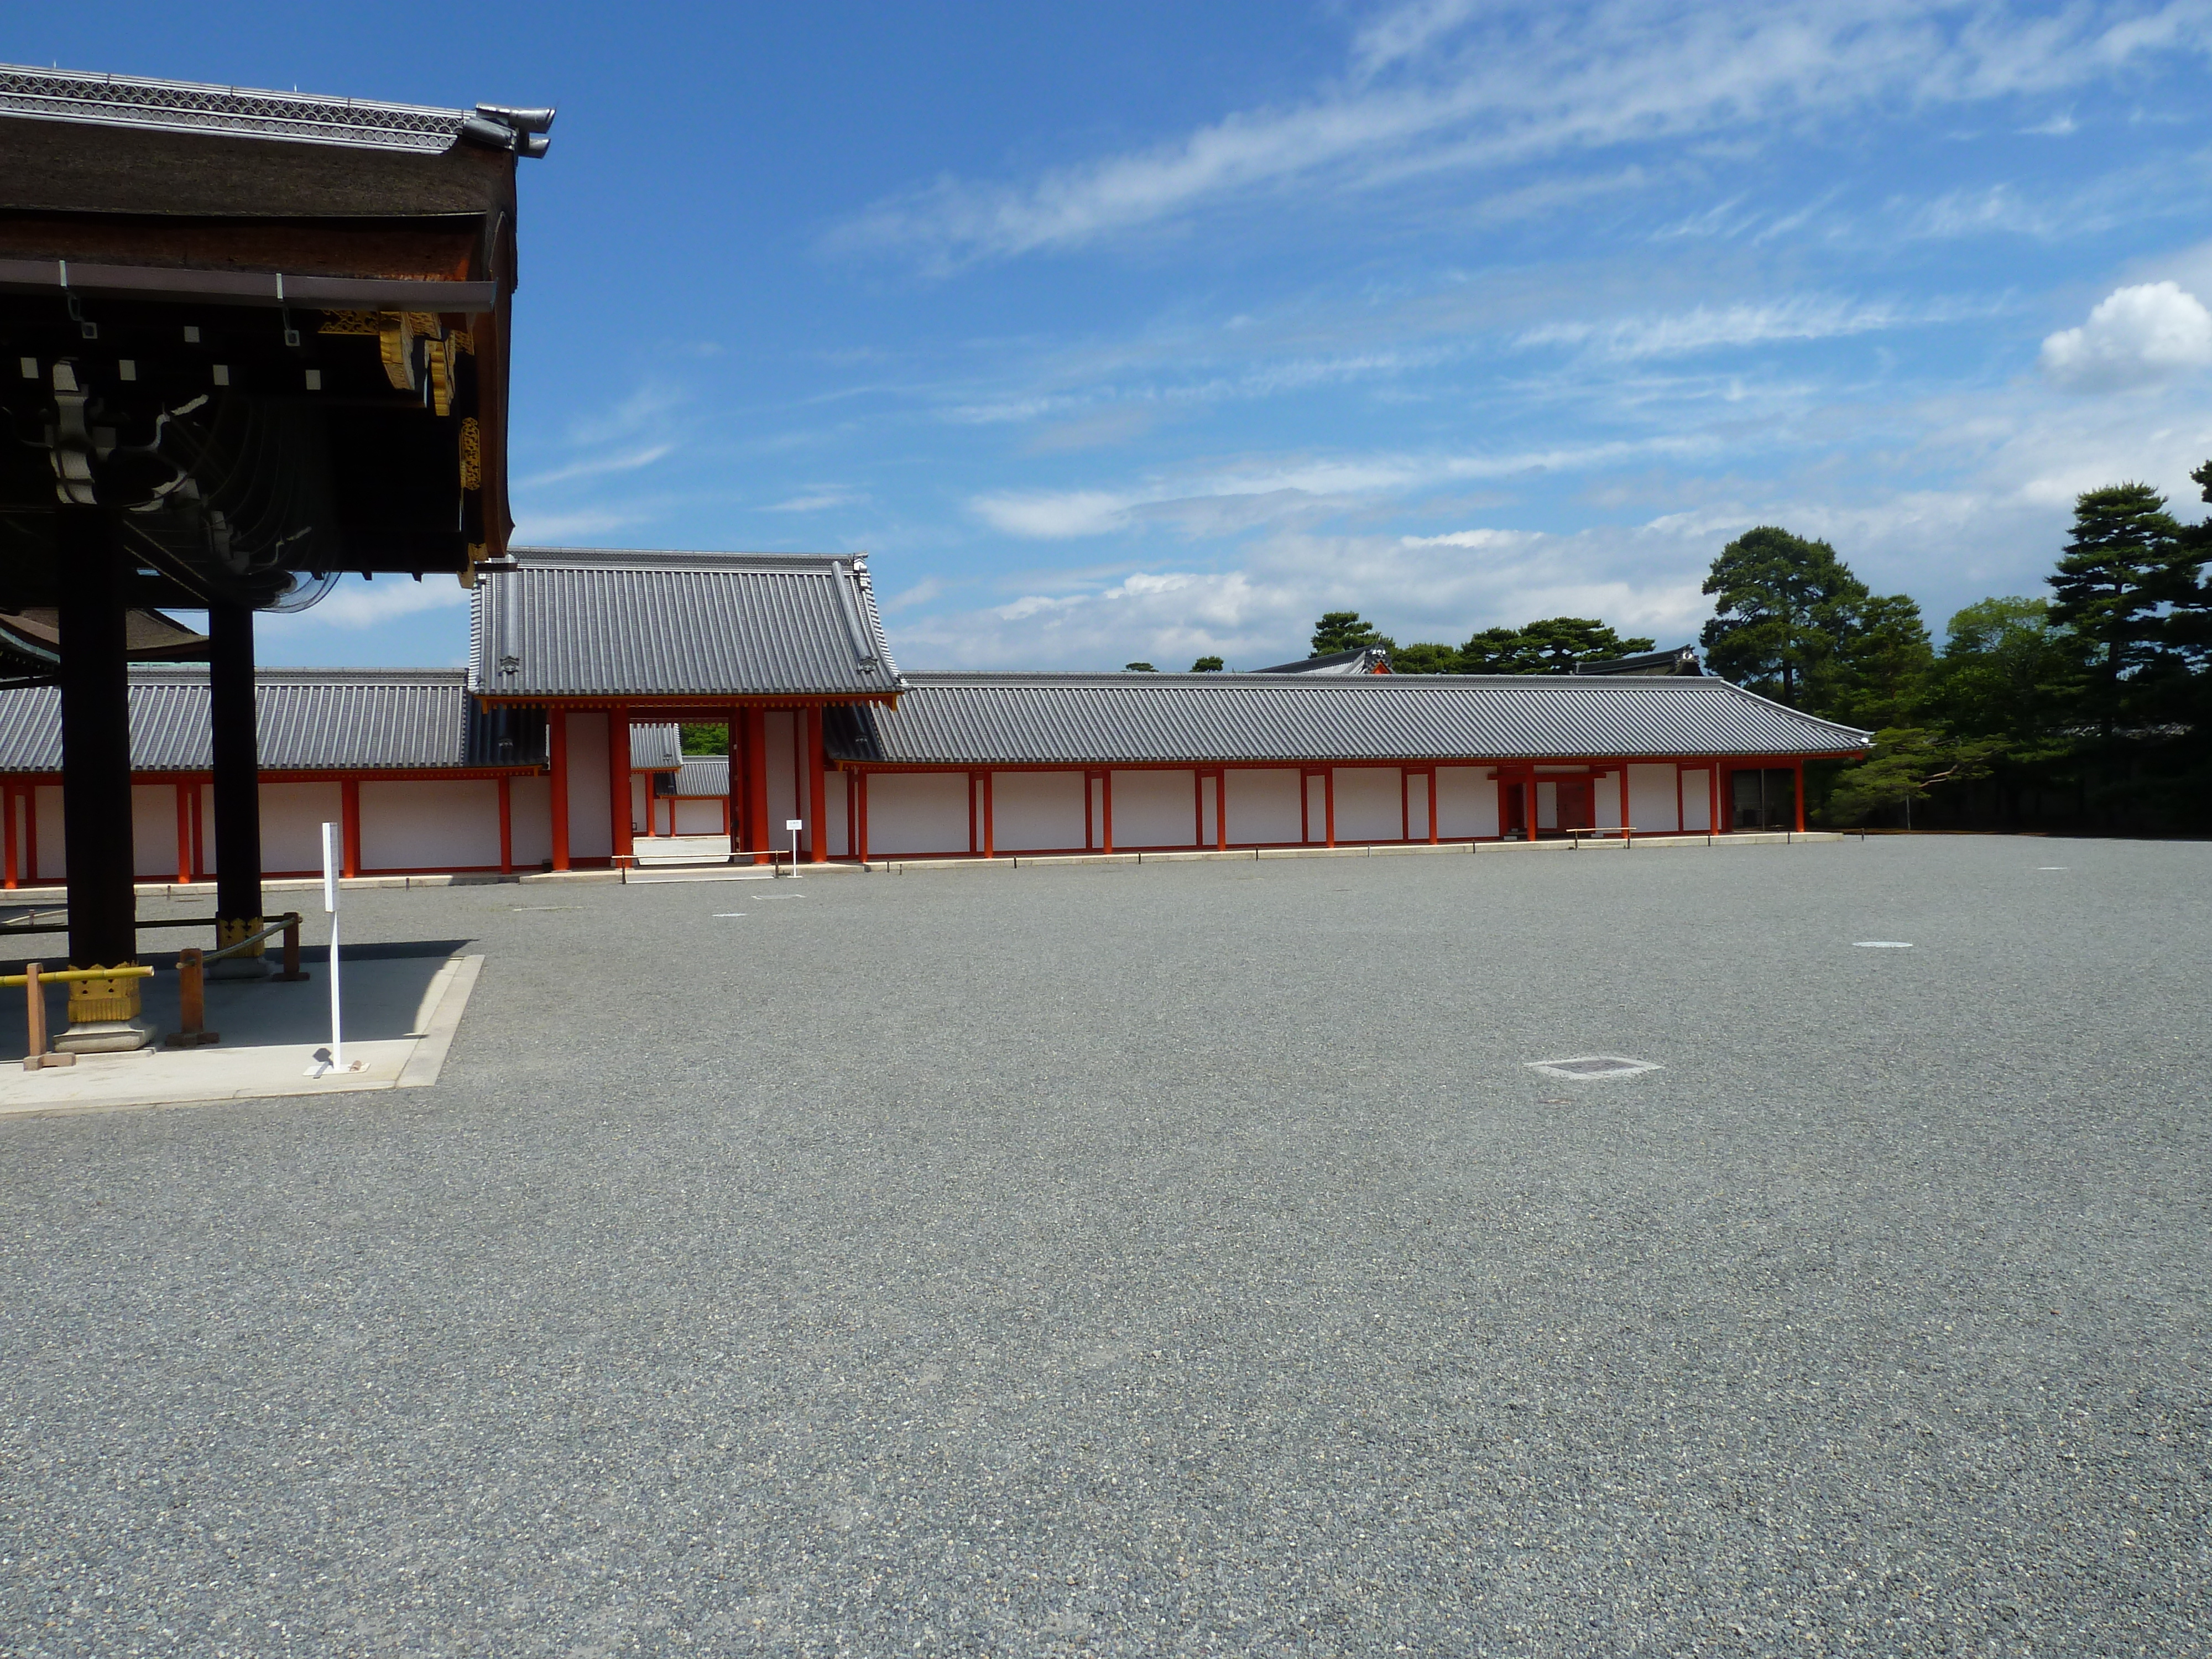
[1526,1056,1661,1080]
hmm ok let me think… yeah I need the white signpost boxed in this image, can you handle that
[786,818,803,877]
[309,821,349,1076]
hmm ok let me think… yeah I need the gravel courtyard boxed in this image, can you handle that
[2,837,2206,1656]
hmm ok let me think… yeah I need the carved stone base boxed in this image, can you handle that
[55,1017,156,1054]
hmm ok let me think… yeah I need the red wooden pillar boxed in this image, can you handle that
[744,708,771,865]
[1323,769,1336,848]
[1400,769,1411,843]
[1300,769,1312,844]
[2,782,16,889]
[23,784,38,884]
[734,703,752,863]
[340,777,362,878]
[550,707,571,870]
[498,774,514,873]
[1711,763,1725,834]
[1100,771,1114,854]
[1674,764,1686,835]
[1427,766,1439,843]
[1618,765,1632,841]
[174,782,192,884]
[806,707,827,862]
[189,782,206,880]
[1192,769,1203,848]
[983,770,995,858]
[855,770,870,863]
[608,702,633,865]
[968,770,979,854]
[1084,771,1096,850]
[1215,771,1228,851]
[1793,758,1806,832]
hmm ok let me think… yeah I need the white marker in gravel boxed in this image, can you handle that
[1855,941,1914,948]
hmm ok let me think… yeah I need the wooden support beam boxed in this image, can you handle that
[744,708,771,865]
[806,707,827,863]
[207,600,263,933]
[550,707,571,870]
[608,701,632,865]
[340,778,361,878]
[56,504,137,981]
[497,774,513,873]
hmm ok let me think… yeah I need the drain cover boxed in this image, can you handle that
[1526,1056,1661,1080]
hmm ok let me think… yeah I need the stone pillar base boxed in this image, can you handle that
[55,1018,155,1054]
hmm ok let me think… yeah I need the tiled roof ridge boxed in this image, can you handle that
[0,63,469,152]
[504,546,858,568]
[124,665,469,683]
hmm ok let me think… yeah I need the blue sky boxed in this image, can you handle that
[28,2,2212,669]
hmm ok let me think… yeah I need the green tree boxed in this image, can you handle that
[1827,726,1999,828]
[1124,661,1156,672]
[1453,618,1655,673]
[1700,526,1870,708]
[1388,642,1462,674]
[1828,593,1934,729]
[1935,597,2082,753]
[680,723,728,755]
[1513,617,1656,670]
[2046,483,2195,739]
[1310,612,1394,656]
[1189,655,1224,672]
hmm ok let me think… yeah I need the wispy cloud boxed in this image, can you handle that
[1517,295,1921,361]
[830,0,2212,269]
[766,488,864,512]
[514,444,674,491]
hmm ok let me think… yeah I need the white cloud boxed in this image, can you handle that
[513,444,674,491]
[766,489,863,512]
[510,508,648,545]
[830,0,2212,268]
[274,576,471,630]
[971,489,1134,538]
[1518,296,1914,361]
[2039,281,2212,391]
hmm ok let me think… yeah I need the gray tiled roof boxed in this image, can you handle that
[630,723,685,771]
[673,756,729,797]
[470,549,902,701]
[828,673,1870,766]
[0,64,470,152]
[0,668,540,773]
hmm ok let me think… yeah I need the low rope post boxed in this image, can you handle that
[22,962,71,1070]
[164,948,219,1048]
[274,912,309,982]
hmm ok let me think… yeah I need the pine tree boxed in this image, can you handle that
[2045,484,2193,740]
[1700,527,1870,708]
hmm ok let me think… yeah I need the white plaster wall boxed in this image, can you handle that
[1304,775,1327,842]
[672,796,726,836]
[1536,780,1559,830]
[565,712,612,859]
[1405,771,1430,838]
[992,771,1085,851]
[1679,768,1712,832]
[259,782,344,875]
[825,773,852,857]
[361,780,501,870]
[630,772,650,834]
[1225,768,1300,844]
[1433,766,1497,839]
[865,771,969,855]
[1628,763,1680,834]
[509,776,552,868]
[1332,768,1403,842]
[132,783,178,878]
[1200,775,1220,846]
[33,784,63,880]
[1109,770,1198,848]
[1593,774,1624,832]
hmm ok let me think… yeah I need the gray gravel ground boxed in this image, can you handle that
[1,836,2207,1657]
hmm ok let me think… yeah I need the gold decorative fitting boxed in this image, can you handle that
[66,967,143,1024]
[318,311,382,336]
[458,418,482,491]
[451,329,476,355]
[378,311,417,392]
[216,915,267,958]
[461,541,486,589]
[426,336,455,417]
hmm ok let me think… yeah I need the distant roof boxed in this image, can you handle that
[672,755,728,796]
[630,723,685,771]
[0,64,477,153]
[1570,646,1702,677]
[1254,646,1393,675]
[470,549,902,702]
[0,608,209,684]
[0,668,541,773]
[827,673,1869,767]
